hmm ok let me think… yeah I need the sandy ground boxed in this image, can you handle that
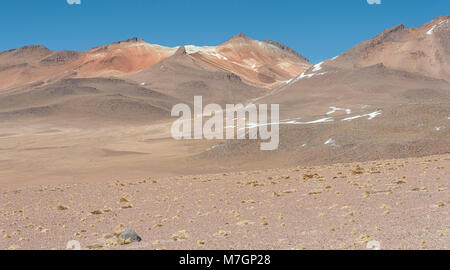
[0,121,221,187]
[0,154,448,250]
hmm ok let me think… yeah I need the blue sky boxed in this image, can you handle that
[0,0,448,63]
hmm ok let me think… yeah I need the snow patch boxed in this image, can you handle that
[326,106,351,115]
[366,111,382,120]
[227,117,334,130]
[303,117,334,124]
[312,61,323,72]
[294,71,327,81]
[283,78,294,84]
[427,25,437,35]
[274,117,334,125]
[185,45,228,60]
[324,138,337,146]
[427,19,449,35]
[341,111,382,121]
[287,63,330,84]
[341,115,363,121]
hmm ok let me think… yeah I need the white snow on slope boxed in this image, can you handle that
[280,117,334,125]
[224,110,381,130]
[283,78,294,84]
[341,115,362,121]
[285,62,330,84]
[302,117,334,124]
[312,61,323,72]
[326,106,351,115]
[324,138,336,146]
[229,117,335,130]
[341,111,382,121]
[427,19,449,35]
[185,45,228,60]
[292,71,327,82]
[427,25,437,35]
[366,111,382,120]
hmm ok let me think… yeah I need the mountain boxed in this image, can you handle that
[325,15,450,81]
[0,16,448,185]
[201,16,450,168]
[0,34,310,123]
[181,33,311,88]
[0,35,310,91]
[0,38,177,91]
[262,15,450,116]
[120,46,266,105]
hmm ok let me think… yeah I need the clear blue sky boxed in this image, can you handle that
[0,0,448,63]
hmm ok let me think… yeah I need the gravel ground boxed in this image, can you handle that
[0,154,448,250]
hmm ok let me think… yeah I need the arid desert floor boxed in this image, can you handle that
[0,154,448,250]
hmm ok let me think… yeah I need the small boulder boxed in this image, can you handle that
[117,229,142,244]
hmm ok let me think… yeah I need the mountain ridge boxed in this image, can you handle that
[0,33,311,91]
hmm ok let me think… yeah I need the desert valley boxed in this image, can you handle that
[0,15,449,250]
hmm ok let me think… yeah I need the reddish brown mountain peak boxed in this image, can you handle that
[379,24,406,37]
[390,24,406,31]
[263,40,311,63]
[112,37,140,45]
[18,45,49,50]
[0,45,50,57]
[430,14,450,23]
[327,15,449,81]
[424,15,449,31]
[235,32,250,38]
[227,33,252,42]
[88,37,144,52]
[0,45,53,62]
[13,45,51,55]
[355,24,407,50]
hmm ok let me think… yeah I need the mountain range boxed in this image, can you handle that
[0,15,448,184]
